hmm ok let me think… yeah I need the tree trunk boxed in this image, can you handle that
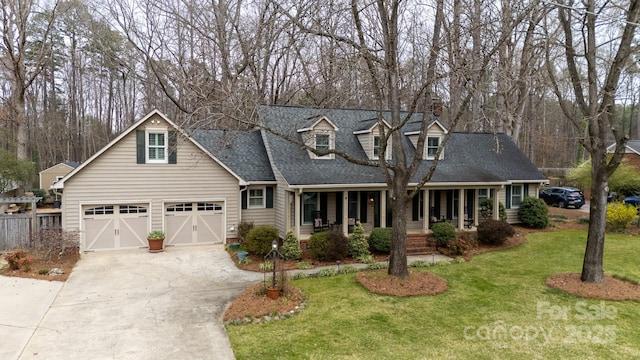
[388,189,409,278]
[581,154,608,282]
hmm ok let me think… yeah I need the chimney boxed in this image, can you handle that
[431,96,443,117]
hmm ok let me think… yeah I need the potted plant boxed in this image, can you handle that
[147,230,165,253]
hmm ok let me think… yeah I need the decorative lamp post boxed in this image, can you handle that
[271,240,277,288]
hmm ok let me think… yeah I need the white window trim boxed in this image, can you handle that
[373,135,381,160]
[426,136,441,160]
[314,133,333,159]
[511,184,523,208]
[146,129,168,164]
[248,187,266,209]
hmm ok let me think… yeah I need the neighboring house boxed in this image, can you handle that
[607,140,640,172]
[39,161,79,190]
[55,106,547,252]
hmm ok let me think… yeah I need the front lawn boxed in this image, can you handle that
[227,230,640,359]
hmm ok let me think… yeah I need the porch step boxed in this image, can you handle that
[405,234,437,255]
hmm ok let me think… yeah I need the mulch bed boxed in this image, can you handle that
[546,273,640,300]
[355,269,448,296]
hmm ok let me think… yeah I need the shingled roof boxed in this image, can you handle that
[257,105,546,186]
[190,129,275,182]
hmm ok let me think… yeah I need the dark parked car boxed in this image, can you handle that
[623,195,640,207]
[539,187,585,209]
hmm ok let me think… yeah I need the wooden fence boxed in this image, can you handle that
[0,213,63,251]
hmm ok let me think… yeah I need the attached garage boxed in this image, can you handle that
[83,204,149,251]
[165,201,225,245]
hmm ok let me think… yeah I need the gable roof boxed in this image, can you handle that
[353,117,393,134]
[258,105,546,187]
[40,161,79,175]
[296,115,339,133]
[53,110,245,189]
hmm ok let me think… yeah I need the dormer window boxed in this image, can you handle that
[297,115,338,160]
[373,136,381,159]
[316,134,330,153]
[427,136,440,159]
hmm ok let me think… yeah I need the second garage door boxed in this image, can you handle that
[165,201,224,246]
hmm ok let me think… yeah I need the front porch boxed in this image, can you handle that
[285,187,504,241]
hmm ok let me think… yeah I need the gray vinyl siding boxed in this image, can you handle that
[62,114,240,239]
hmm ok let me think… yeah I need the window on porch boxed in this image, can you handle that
[303,192,318,224]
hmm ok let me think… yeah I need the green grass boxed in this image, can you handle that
[227,230,640,359]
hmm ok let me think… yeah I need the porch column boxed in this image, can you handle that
[380,190,387,228]
[473,190,479,227]
[493,188,500,220]
[458,188,465,229]
[342,191,349,235]
[423,189,429,232]
[294,190,301,239]
[284,191,290,231]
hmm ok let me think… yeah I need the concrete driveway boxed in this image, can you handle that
[7,245,261,360]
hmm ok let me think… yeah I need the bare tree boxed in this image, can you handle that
[0,0,58,160]
[545,0,640,282]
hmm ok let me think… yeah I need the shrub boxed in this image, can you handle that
[606,202,637,232]
[237,222,254,243]
[316,268,339,277]
[3,249,32,271]
[369,227,393,253]
[297,261,313,269]
[281,230,302,260]
[409,260,431,268]
[244,225,279,256]
[517,197,549,228]
[479,198,507,221]
[447,239,471,256]
[367,262,388,270]
[357,254,376,264]
[477,219,515,246]
[431,222,457,246]
[338,265,359,274]
[291,272,310,280]
[348,222,370,258]
[259,262,274,271]
[307,230,348,261]
[32,188,47,205]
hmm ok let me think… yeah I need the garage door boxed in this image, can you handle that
[83,204,149,251]
[165,202,224,246]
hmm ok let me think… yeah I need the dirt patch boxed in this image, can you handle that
[356,269,447,296]
[1,247,80,282]
[546,273,640,300]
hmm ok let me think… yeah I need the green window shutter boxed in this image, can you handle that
[136,130,145,164]
[320,193,328,221]
[266,187,274,208]
[506,185,512,209]
[412,193,419,221]
[241,190,247,209]
[524,184,529,197]
[359,191,368,223]
[168,131,177,164]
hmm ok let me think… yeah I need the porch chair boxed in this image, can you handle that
[312,210,330,233]
[464,214,474,228]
